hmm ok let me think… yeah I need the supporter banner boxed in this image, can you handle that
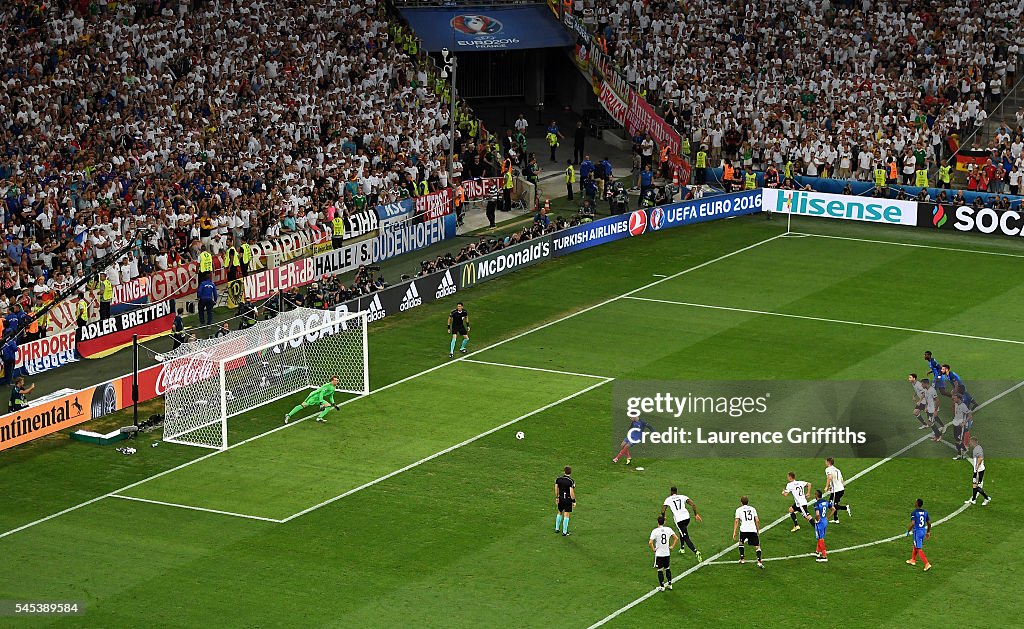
[46,277,151,333]
[373,214,458,262]
[919,202,1024,237]
[954,150,991,172]
[248,227,330,271]
[401,6,574,51]
[595,81,680,155]
[243,258,316,301]
[590,44,610,82]
[245,215,456,300]
[313,240,375,279]
[14,330,78,377]
[563,12,590,45]
[627,91,681,155]
[598,82,628,126]
[375,199,416,227]
[761,189,917,226]
[415,188,454,220]
[150,260,229,303]
[462,177,502,201]
[458,237,552,288]
[75,300,176,359]
[0,384,104,451]
[226,279,246,309]
[345,209,380,240]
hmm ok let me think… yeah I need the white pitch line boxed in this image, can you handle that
[585,379,1019,629]
[109,494,285,523]
[793,232,1024,260]
[708,502,973,565]
[652,274,668,278]
[0,409,321,541]
[624,296,1024,346]
[0,234,782,542]
[462,358,610,380]
[279,377,615,523]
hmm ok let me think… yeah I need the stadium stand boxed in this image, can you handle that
[0,0,488,317]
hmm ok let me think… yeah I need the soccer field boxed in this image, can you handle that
[2,215,1022,627]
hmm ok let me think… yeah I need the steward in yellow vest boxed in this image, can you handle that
[332,216,346,249]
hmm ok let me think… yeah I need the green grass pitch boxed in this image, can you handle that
[1,215,1022,627]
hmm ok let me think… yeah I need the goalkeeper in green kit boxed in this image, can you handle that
[284,376,341,424]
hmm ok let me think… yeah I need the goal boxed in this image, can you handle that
[161,307,369,450]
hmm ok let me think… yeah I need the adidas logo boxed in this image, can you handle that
[435,270,457,299]
[400,281,422,311]
[366,294,387,322]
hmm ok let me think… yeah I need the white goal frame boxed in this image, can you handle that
[163,308,369,450]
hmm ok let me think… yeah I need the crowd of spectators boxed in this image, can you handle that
[0,0,494,336]
[573,0,1024,184]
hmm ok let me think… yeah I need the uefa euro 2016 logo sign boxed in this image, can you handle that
[451,15,503,36]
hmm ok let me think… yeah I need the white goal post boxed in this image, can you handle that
[161,307,369,450]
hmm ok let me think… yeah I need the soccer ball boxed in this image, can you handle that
[515,431,525,440]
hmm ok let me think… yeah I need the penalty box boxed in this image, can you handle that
[118,362,607,522]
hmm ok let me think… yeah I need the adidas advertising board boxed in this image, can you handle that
[435,270,458,299]
[400,281,423,311]
[365,293,387,322]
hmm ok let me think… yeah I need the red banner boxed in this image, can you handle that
[415,188,453,220]
[627,91,681,155]
[149,259,229,303]
[598,82,628,126]
[243,257,315,301]
[462,177,502,201]
[595,80,681,157]
[75,300,176,359]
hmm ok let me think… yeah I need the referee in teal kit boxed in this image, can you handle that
[448,302,470,357]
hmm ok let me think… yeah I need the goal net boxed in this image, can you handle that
[161,307,368,450]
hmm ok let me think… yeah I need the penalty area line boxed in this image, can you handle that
[462,358,611,380]
[109,494,285,523]
[624,296,1024,346]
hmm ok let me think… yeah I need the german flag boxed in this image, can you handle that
[954,149,992,172]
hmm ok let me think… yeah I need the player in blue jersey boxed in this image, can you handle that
[613,410,652,465]
[811,490,834,563]
[941,364,978,410]
[923,351,945,392]
[905,498,932,571]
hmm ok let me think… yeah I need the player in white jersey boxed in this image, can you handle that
[823,457,851,523]
[732,496,764,569]
[782,472,811,531]
[950,394,972,460]
[920,379,945,441]
[649,516,679,591]
[965,437,991,506]
[908,373,931,430]
[660,486,703,560]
